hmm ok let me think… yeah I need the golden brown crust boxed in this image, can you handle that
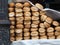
[24,17,31,20]
[25,24,31,28]
[31,36,39,39]
[16,36,22,41]
[24,36,30,40]
[9,3,15,7]
[24,28,29,32]
[15,29,22,33]
[55,26,60,31]
[32,16,39,20]
[10,29,15,34]
[10,25,15,29]
[40,35,47,39]
[39,32,46,36]
[9,17,15,21]
[10,37,15,42]
[16,33,22,37]
[24,32,30,36]
[48,36,55,39]
[8,8,14,12]
[16,24,23,28]
[15,8,23,12]
[32,12,39,16]
[31,24,38,28]
[31,28,38,31]
[39,23,45,28]
[24,12,31,16]
[47,32,54,36]
[39,28,45,33]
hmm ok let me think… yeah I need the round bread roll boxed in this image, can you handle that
[40,35,47,39]
[16,21,23,24]
[40,11,46,15]
[31,6,38,11]
[39,28,45,33]
[35,3,43,10]
[31,31,38,36]
[15,3,23,8]
[24,12,31,16]
[31,36,39,39]
[55,31,60,36]
[45,17,53,24]
[24,17,31,20]
[24,2,31,7]
[24,36,30,40]
[10,25,15,29]
[32,16,39,20]
[16,17,23,21]
[24,20,31,25]
[47,27,54,33]
[52,21,59,26]
[41,15,47,21]
[24,28,29,32]
[10,33,15,36]
[16,24,23,28]
[23,7,30,12]
[9,12,15,17]
[15,29,22,33]
[39,23,45,28]
[16,12,23,17]
[25,24,30,28]
[48,36,55,39]
[44,22,50,28]
[9,17,15,21]
[57,35,60,39]
[16,36,22,41]
[16,33,22,37]
[32,20,39,25]
[32,12,39,16]
[10,37,15,42]
[55,26,60,31]
[8,8,14,12]
[40,32,46,36]
[9,3,15,7]
[31,24,38,28]
[47,32,54,37]
[10,29,14,34]
[11,21,15,25]
[31,28,38,31]
[24,32,30,36]
[15,8,23,12]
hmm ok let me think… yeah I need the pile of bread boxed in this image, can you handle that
[8,2,60,42]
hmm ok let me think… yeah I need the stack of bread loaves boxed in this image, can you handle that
[9,2,60,42]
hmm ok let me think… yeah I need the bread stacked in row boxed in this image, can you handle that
[9,2,60,42]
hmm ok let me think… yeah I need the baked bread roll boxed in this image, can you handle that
[35,3,43,10]
[9,12,15,17]
[55,26,60,31]
[24,17,31,20]
[10,37,15,42]
[47,32,54,37]
[32,20,39,25]
[15,29,22,33]
[31,28,38,31]
[23,7,30,12]
[16,12,23,17]
[47,27,54,33]
[48,36,55,39]
[16,24,23,28]
[10,29,14,34]
[9,2,15,7]
[39,32,46,36]
[10,25,15,29]
[31,36,39,39]
[15,3,23,8]
[8,8,14,12]
[9,17,15,21]
[40,35,47,39]
[31,31,38,36]
[40,11,46,15]
[24,32,30,36]
[10,33,15,37]
[41,15,47,21]
[39,23,45,28]
[16,36,22,41]
[39,28,45,33]
[11,21,15,25]
[32,16,39,20]
[44,22,50,28]
[24,36,30,40]
[24,2,31,7]
[31,24,38,28]
[52,21,59,26]
[31,6,38,11]
[16,20,23,24]
[16,17,23,21]
[57,35,60,39]
[15,8,23,12]
[55,31,60,36]
[24,28,29,32]
[16,33,22,37]
[24,20,31,25]
[25,24,30,28]
[24,12,31,16]
[45,17,53,24]
[32,12,39,16]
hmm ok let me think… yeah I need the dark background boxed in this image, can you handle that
[29,0,60,11]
